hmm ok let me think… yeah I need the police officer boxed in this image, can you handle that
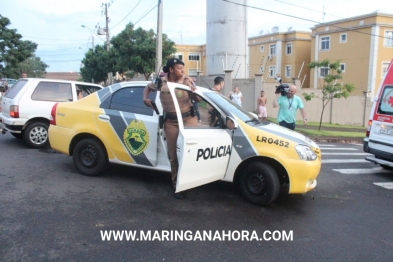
[143,58,200,199]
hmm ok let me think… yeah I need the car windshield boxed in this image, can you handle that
[204,91,262,124]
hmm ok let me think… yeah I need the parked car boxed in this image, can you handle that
[48,81,321,206]
[364,59,393,170]
[0,78,102,148]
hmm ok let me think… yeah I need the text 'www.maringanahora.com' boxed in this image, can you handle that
[100,230,294,242]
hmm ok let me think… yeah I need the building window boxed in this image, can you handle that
[384,31,393,47]
[174,53,183,61]
[382,62,390,78]
[259,66,264,73]
[188,53,200,61]
[340,33,347,43]
[188,68,197,76]
[320,67,329,77]
[269,44,276,55]
[285,66,291,78]
[286,43,292,55]
[269,66,276,77]
[340,63,346,72]
[260,45,264,52]
[320,36,330,50]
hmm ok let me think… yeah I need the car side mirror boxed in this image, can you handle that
[226,116,238,130]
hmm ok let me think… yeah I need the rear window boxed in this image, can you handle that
[76,84,101,97]
[4,80,28,99]
[31,81,72,102]
[378,85,393,116]
[105,86,156,115]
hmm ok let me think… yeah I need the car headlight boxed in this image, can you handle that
[295,145,317,161]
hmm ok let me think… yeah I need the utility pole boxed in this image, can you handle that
[105,3,110,52]
[155,0,163,75]
[92,36,94,50]
[103,2,112,85]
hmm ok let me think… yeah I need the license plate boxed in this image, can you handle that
[380,127,393,135]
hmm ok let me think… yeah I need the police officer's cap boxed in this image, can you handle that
[163,58,185,73]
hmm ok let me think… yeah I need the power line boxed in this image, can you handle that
[22,36,84,42]
[38,52,85,57]
[42,59,82,63]
[110,0,141,29]
[134,4,157,26]
[274,0,342,19]
[36,46,83,52]
[222,0,392,40]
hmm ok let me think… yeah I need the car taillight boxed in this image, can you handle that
[50,103,58,125]
[9,105,19,118]
[366,120,372,137]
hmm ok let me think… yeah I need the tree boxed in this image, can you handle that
[303,59,355,130]
[80,45,113,84]
[110,23,176,80]
[0,16,37,78]
[16,55,48,78]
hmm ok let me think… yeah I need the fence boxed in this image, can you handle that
[131,71,372,127]
[195,72,372,127]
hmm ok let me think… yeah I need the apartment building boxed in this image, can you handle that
[248,31,311,88]
[173,44,206,77]
[310,12,393,96]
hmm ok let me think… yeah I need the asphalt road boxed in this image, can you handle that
[1,133,393,261]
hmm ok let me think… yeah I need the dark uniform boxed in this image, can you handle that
[146,75,200,188]
[208,86,221,127]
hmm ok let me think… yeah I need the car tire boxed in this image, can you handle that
[239,162,280,206]
[11,132,23,139]
[73,138,108,177]
[23,122,49,148]
[380,164,393,171]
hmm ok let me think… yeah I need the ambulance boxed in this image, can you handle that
[364,59,393,170]
[48,81,321,205]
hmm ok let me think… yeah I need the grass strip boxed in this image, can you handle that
[296,128,365,138]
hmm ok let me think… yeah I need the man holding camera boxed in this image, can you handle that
[273,84,307,130]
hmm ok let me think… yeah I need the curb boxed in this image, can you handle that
[308,137,363,144]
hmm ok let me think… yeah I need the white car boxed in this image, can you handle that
[0,78,102,148]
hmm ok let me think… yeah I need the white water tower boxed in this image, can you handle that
[206,0,248,78]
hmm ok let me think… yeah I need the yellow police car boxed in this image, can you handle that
[49,81,321,205]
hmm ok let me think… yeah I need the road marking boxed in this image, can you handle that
[373,182,393,190]
[333,167,391,174]
[322,159,368,163]
[322,153,370,155]
[320,148,358,150]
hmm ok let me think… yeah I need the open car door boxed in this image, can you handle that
[171,86,233,192]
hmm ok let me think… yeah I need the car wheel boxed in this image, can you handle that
[11,132,23,139]
[239,162,280,206]
[380,164,393,171]
[73,138,108,177]
[23,122,49,148]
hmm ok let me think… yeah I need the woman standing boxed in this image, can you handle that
[143,58,200,199]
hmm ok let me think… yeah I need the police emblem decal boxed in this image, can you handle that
[123,120,150,156]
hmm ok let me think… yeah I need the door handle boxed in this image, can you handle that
[186,139,198,145]
[98,114,110,121]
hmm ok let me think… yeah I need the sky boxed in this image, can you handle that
[2,0,393,73]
